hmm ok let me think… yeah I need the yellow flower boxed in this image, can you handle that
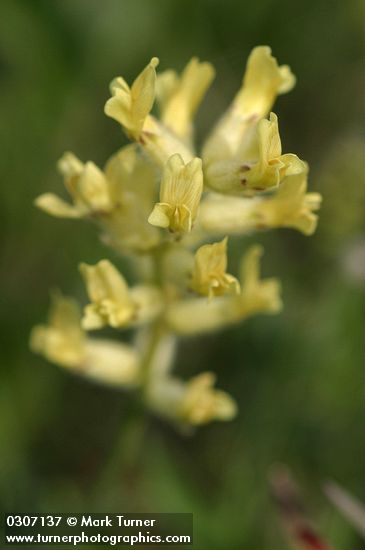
[80,259,163,330]
[35,153,113,218]
[105,59,194,166]
[148,153,203,233]
[30,291,85,368]
[79,260,136,330]
[234,45,295,119]
[204,46,295,161]
[200,169,322,236]
[255,170,322,235]
[146,372,236,426]
[166,245,281,335]
[203,112,305,196]
[31,46,322,428]
[30,292,141,387]
[156,57,215,143]
[178,372,237,425]
[236,245,282,318]
[36,146,163,254]
[104,57,159,139]
[202,46,298,196]
[104,144,157,211]
[190,237,240,298]
[238,113,305,195]
[101,145,161,252]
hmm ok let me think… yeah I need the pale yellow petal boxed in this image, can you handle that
[156,70,179,107]
[146,372,236,426]
[131,57,159,123]
[158,57,215,140]
[200,168,321,236]
[235,46,296,117]
[76,162,112,212]
[104,77,132,130]
[203,47,297,195]
[278,64,296,93]
[30,293,141,389]
[204,111,306,196]
[102,145,161,253]
[45,152,114,217]
[149,154,203,233]
[85,339,141,387]
[34,193,82,218]
[199,193,260,233]
[57,152,84,196]
[57,151,84,177]
[239,245,282,316]
[30,292,85,368]
[256,171,322,235]
[179,372,237,425]
[191,237,240,298]
[166,295,238,335]
[81,304,107,331]
[102,208,161,254]
[129,285,163,325]
[104,144,157,207]
[79,260,135,330]
[138,114,194,165]
[104,57,159,138]
[105,58,195,164]
[80,260,129,303]
[148,203,172,229]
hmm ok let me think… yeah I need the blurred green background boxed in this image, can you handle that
[1,0,365,548]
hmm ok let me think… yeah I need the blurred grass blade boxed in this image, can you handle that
[324,480,365,539]
[270,465,334,550]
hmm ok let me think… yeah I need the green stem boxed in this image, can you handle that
[96,243,176,500]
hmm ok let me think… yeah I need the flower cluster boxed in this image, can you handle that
[31,46,321,428]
